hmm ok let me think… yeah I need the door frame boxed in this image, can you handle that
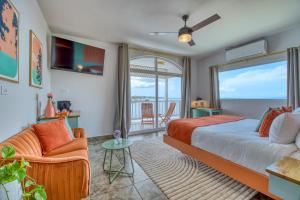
[129,56,182,134]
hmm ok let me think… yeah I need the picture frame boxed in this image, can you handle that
[29,30,43,88]
[0,0,19,83]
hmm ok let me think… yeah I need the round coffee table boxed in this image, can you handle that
[102,138,134,184]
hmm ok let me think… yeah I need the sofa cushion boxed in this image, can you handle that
[44,138,88,157]
[0,128,43,157]
[32,119,72,155]
[46,149,89,160]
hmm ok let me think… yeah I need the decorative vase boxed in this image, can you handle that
[45,97,55,118]
[113,130,122,144]
[0,180,23,200]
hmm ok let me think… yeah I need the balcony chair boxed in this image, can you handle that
[141,102,155,125]
[159,102,176,126]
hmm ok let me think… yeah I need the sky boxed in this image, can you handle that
[131,76,181,99]
[219,61,287,99]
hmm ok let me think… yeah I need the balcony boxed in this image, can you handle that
[130,98,181,133]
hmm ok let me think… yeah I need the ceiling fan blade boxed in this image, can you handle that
[188,39,195,46]
[191,14,221,32]
[149,32,178,36]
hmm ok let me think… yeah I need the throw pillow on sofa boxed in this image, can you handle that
[269,113,300,144]
[32,119,73,154]
[38,117,74,139]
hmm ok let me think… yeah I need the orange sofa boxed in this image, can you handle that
[0,127,90,200]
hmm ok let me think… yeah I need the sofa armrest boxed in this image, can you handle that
[15,154,88,164]
[14,155,90,199]
[72,128,86,138]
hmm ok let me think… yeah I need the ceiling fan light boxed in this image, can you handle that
[178,33,192,43]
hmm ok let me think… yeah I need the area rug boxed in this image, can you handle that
[130,139,258,200]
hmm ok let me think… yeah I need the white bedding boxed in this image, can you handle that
[191,119,298,174]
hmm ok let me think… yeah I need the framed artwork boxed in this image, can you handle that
[30,30,43,88]
[0,0,19,83]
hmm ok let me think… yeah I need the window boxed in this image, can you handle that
[219,60,287,99]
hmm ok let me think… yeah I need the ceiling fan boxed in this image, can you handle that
[149,14,221,46]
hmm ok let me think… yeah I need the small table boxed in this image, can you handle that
[266,156,300,200]
[102,139,134,184]
[191,108,223,118]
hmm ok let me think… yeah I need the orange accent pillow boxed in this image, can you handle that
[259,109,284,137]
[281,106,293,112]
[32,119,72,154]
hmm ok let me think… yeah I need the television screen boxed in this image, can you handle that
[51,36,105,76]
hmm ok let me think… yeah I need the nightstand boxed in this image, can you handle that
[191,108,223,118]
[266,157,300,200]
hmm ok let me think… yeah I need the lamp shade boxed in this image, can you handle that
[178,33,192,43]
[178,27,192,43]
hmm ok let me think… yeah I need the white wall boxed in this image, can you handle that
[50,34,118,138]
[222,99,286,119]
[0,0,51,141]
[195,23,300,119]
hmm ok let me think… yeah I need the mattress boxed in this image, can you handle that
[191,119,298,174]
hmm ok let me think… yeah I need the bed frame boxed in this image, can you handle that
[163,134,281,200]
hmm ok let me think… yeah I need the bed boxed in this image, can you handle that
[164,115,298,200]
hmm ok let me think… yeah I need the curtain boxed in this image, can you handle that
[181,56,191,118]
[287,47,300,109]
[114,43,131,138]
[209,65,221,109]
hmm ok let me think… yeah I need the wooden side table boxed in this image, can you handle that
[266,157,300,200]
[37,111,80,128]
[191,108,223,118]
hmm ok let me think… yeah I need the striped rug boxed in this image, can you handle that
[130,139,258,200]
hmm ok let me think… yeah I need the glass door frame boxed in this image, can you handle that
[129,56,182,135]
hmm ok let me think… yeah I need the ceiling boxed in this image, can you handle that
[37,0,300,57]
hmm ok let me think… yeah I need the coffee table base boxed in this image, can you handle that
[102,147,134,184]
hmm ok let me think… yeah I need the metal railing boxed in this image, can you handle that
[131,99,181,120]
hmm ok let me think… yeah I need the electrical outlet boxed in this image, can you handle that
[0,85,8,96]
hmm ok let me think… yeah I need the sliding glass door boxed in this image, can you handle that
[130,57,182,134]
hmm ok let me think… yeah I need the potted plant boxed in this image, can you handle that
[0,146,47,200]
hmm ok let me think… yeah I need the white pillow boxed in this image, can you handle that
[269,113,300,144]
[296,132,300,148]
[293,107,300,113]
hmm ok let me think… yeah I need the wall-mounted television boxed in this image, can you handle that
[51,36,105,76]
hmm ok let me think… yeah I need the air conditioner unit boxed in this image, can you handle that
[225,40,268,62]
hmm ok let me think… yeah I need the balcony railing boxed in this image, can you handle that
[131,99,181,120]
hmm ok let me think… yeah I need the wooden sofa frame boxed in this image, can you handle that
[163,134,281,200]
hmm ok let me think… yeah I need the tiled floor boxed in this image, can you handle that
[88,132,271,200]
[88,132,167,200]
